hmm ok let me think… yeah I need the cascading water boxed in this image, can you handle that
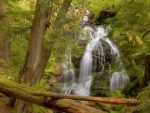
[61,47,76,94]
[110,71,129,92]
[104,38,129,92]
[61,47,75,83]
[61,25,129,96]
[73,43,93,96]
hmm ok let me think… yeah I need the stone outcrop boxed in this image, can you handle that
[92,39,112,73]
[72,38,113,96]
[91,39,112,96]
[96,6,117,25]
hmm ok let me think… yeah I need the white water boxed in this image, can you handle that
[104,39,129,92]
[73,26,108,96]
[110,71,129,92]
[61,47,76,94]
[61,25,129,96]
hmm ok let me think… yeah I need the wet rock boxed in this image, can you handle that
[96,6,117,24]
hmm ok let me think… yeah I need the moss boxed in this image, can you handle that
[107,90,125,98]
[56,100,70,107]
[33,79,47,91]
[29,104,53,113]
[91,73,110,96]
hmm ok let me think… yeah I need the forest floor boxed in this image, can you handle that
[0,92,13,113]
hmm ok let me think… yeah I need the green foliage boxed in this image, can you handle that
[109,110,120,113]
[11,36,28,67]
[106,0,150,91]
[29,104,53,113]
[72,0,85,6]
[44,54,58,77]
[5,0,33,80]
[9,0,33,37]
[122,83,150,113]
[71,42,84,58]
[8,0,34,68]
[44,23,85,76]
[87,0,122,18]
[136,83,150,112]
[104,1,150,111]
[45,23,84,63]
[33,79,47,91]
[107,90,125,98]
[0,60,20,81]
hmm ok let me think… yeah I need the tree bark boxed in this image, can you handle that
[0,79,140,112]
[34,92,140,106]
[0,79,106,113]
[0,79,140,105]
[143,55,150,87]
[36,0,73,83]
[17,0,73,112]
[19,0,50,85]
[0,0,10,61]
[20,0,72,85]
[16,0,50,113]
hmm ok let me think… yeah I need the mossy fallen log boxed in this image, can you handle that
[34,91,139,106]
[0,79,105,113]
[0,79,139,113]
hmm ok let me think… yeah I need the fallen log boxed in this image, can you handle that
[0,78,104,113]
[0,79,139,113]
[34,92,139,106]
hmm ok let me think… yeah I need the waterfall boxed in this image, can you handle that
[110,72,129,92]
[104,38,129,92]
[61,25,129,96]
[61,47,76,94]
[61,47,75,83]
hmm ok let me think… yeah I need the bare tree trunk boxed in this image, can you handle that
[139,55,150,89]
[142,55,150,87]
[0,0,10,61]
[36,0,73,82]
[19,1,50,84]
[20,0,72,85]
[16,0,72,112]
[15,0,50,113]
[0,37,10,61]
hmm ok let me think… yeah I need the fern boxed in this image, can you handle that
[123,84,150,113]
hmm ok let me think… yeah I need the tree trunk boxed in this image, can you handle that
[0,0,10,61]
[0,37,10,61]
[19,0,72,85]
[143,55,150,86]
[15,0,50,113]
[36,0,73,83]
[34,92,140,106]
[17,0,72,112]
[0,79,140,113]
[19,0,50,85]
